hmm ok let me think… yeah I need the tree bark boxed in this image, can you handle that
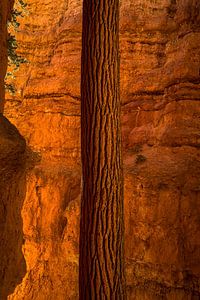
[79,1,126,299]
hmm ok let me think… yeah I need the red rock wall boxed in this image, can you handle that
[0,115,26,300]
[0,2,26,299]
[3,0,200,299]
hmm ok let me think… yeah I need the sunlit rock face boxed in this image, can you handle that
[3,0,200,299]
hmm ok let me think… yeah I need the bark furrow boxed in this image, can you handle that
[79,0,126,299]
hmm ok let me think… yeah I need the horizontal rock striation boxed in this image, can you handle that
[3,0,200,299]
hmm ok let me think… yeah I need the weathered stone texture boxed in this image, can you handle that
[2,0,200,299]
[0,114,26,300]
[0,2,26,299]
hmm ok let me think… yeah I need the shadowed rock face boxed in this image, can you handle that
[0,114,26,300]
[0,2,27,299]
[1,0,200,299]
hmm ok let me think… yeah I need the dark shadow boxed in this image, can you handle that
[0,0,28,298]
[0,115,27,299]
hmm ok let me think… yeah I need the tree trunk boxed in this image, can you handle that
[79,1,126,299]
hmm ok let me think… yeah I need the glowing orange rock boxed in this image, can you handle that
[2,0,200,299]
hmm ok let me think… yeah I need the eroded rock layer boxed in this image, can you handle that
[0,2,26,299]
[3,0,200,299]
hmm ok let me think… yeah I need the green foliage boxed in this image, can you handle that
[7,0,28,30]
[5,0,28,95]
[18,0,28,9]
[5,83,16,94]
[7,34,27,69]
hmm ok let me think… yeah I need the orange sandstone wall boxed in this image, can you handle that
[4,0,200,299]
[0,1,26,300]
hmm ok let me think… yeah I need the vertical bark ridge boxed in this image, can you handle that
[80,0,126,299]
